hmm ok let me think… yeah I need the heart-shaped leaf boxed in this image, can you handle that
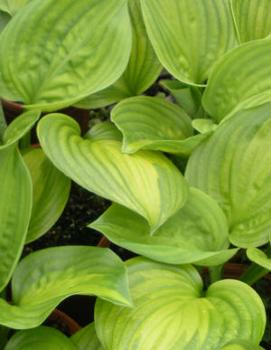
[0,111,39,291]
[186,103,271,248]
[95,257,265,350]
[38,114,188,233]
[90,188,238,266]
[76,0,161,110]
[231,0,271,43]
[72,323,104,350]
[112,96,210,156]
[141,0,237,85]
[0,0,132,111]
[203,38,271,122]
[0,246,131,329]
[23,148,71,243]
[5,326,76,350]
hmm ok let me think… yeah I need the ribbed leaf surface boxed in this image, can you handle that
[0,0,132,111]
[91,188,237,266]
[5,326,76,350]
[72,323,104,350]
[112,96,210,155]
[141,0,237,85]
[203,38,271,121]
[38,114,188,233]
[77,0,161,109]
[247,247,271,270]
[23,148,71,243]
[231,0,271,42]
[0,246,131,329]
[95,258,265,350]
[186,103,271,247]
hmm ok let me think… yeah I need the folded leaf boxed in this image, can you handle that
[141,0,237,85]
[0,111,38,291]
[0,146,31,292]
[5,326,76,350]
[231,0,271,42]
[0,246,131,329]
[23,148,71,243]
[38,114,188,233]
[0,0,132,111]
[72,323,104,350]
[76,0,161,110]
[112,96,210,155]
[186,103,271,247]
[90,188,237,266]
[203,38,271,121]
[95,257,265,350]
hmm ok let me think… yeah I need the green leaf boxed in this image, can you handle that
[0,111,39,291]
[141,0,237,86]
[0,246,131,329]
[231,0,271,43]
[76,0,161,110]
[85,122,122,142]
[95,257,265,350]
[38,114,188,233]
[247,247,271,271]
[72,323,104,350]
[23,148,71,243]
[186,103,271,248]
[0,146,31,292]
[90,188,238,266]
[0,0,32,16]
[112,96,210,156]
[0,0,132,111]
[192,119,218,134]
[0,102,6,142]
[221,339,264,350]
[3,110,40,147]
[203,38,271,122]
[5,326,76,350]
[160,80,204,119]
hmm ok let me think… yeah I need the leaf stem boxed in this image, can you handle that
[209,265,223,284]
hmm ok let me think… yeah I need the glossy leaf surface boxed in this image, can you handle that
[0,0,132,111]
[23,148,71,243]
[203,38,271,121]
[91,188,237,266]
[38,114,188,233]
[112,96,210,155]
[5,326,76,350]
[0,246,131,329]
[76,0,161,109]
[221,340,264,350]
[141,0,237,85]
[72,323,104,350]
[95,258,265,350]
[186,103,271,247]
[231,0,271,42]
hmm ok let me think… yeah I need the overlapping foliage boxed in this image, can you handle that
[1,0,271,349]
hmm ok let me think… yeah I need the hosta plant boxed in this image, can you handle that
[1,0,271,349]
